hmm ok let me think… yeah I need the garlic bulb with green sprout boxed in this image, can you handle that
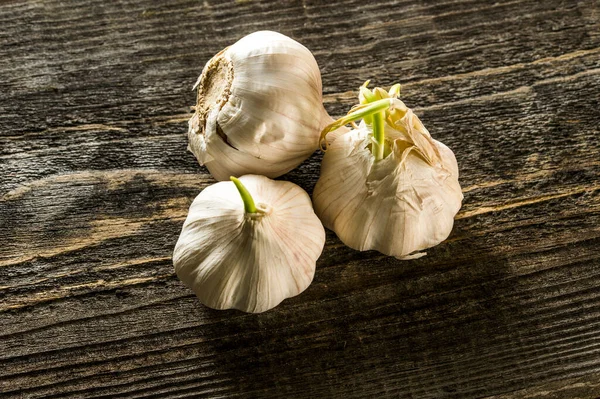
[173,175,325,313]
[188,31,338,181]
[313,82,463,259]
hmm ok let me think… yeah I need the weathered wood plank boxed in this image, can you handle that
[1,0,600,397]
[494,372,600,399]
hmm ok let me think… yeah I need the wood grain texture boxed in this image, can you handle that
[1,0,599,397]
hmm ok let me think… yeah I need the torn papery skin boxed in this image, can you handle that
[313,92,463,260]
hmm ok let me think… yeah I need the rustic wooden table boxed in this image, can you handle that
[1,0,600,398]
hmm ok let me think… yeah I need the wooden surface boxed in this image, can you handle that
[1,0,599,397]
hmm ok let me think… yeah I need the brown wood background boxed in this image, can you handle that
[1,0,600,397]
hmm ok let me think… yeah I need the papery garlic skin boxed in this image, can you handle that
[173,175,325,313]
[188,31,333,181]
[313,104,463,259]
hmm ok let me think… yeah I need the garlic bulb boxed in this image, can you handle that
[188,31,334,181]
[313,83,463,259]
[173,175,325,313]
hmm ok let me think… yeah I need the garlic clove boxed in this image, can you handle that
[188,31,333,181]
[173,175,325,313]
[314,84,463,259]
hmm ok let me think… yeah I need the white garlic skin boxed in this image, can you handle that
[173,175,325,313]
[188,31,333,181]
[313,109,463,259]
